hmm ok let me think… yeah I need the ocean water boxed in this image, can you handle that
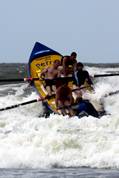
[0,63,119,177]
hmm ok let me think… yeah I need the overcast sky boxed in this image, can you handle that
[0,0,119,63]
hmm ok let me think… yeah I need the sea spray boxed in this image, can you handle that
[0,66,119,168]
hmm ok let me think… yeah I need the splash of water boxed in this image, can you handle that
[0,67,119,169]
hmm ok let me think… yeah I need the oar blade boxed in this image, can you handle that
[94,73,119,78]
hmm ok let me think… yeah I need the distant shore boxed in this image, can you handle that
[0,63,119,84]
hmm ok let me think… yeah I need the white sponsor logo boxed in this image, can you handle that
[35,50,50,55]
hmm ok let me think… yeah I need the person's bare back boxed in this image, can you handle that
[55,83,74,116]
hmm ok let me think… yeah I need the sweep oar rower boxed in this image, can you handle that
[55,83,99,118]
[40,60,61,96]
[73,95,99,118]
[73,62,93,88]
[60,52,77,76]
[71,62,93,102]
[55,81,75,116]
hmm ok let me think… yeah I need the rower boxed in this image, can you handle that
[40,60,61,96]
[61,52,77,76]
[74,62,93,88]
[75,98,99,118]
[55,82,75,116]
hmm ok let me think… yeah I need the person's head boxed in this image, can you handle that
[70,52,77,60]
[76,62,84,71]
[53,60,61,68]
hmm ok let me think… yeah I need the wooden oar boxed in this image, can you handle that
[0,99,38,111]
[0,85,90,112]
[72,85,93,92]
[0,95,54,111]
[1,86,118,112]
[1,72,119,84]
[0,76,73,83]
[0,77,40,83]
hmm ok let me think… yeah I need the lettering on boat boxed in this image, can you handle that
[36,60,52,68]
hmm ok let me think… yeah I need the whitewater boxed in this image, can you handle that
[0,65,119,171]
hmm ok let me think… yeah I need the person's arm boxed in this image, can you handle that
[68,89,74,104]
[85,71,93,85]
[55,96,58,108]
[40,68,48,78]
[55,88,60,108]
[62,56,67,68]
[73,60,77,71]
[62,56,68,76]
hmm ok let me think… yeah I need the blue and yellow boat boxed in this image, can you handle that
[28,42,64,115]
[28,42,101,118]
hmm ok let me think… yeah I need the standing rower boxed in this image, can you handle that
[40,60,61,95]
[74,62,93,87]
[61,52,77,76]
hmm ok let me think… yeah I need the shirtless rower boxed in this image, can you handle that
[55,82,75,116]
[40,60,61,95]
[61,52,77,76]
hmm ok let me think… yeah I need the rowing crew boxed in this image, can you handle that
[40,52,100,118]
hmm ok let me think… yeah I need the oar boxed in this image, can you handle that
[0,85,90,112]
[0,76,73,83]
[0,95,54,111]
[72,85,93,92]
[0,99,38,111]
[104,89,119,98]
[2,86,117,112]
[0,77,40,83]
[1,72,119,83]
[94,73,119,78]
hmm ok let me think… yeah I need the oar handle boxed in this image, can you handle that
[0,77,40,83]
[1,72,119,83]
[0,76,73,83]
[0,78,25,82]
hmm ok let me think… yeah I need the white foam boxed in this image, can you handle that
[0,67,119,169]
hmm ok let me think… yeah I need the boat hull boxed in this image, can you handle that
[28,42,62,114]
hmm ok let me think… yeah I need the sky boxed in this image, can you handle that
[0,0,119,63]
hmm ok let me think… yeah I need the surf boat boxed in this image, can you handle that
[28,42,99,117]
